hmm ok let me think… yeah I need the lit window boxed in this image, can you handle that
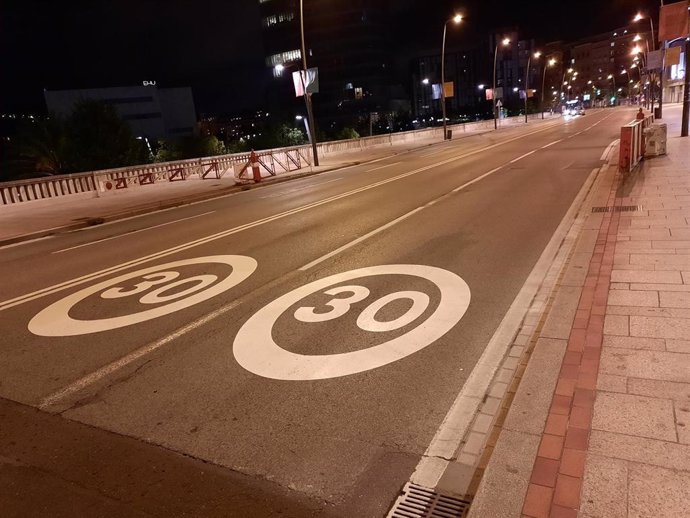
[266,49,301,67]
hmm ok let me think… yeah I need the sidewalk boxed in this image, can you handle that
[470,106,690,517]
[0,128,491,246]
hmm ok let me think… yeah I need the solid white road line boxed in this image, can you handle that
[410,165,602,487]
[1,122,563,312]
[259,178,342,199]
[39,300,242,410]
[509,150,536,163]
[366,161,402,172]
[52,211,216,254]
[541,139,563,149]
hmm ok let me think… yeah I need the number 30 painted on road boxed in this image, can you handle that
[233,265,470,380]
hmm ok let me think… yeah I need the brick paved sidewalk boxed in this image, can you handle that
[469,104,690,518]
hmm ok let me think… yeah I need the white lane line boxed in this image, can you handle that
[366,161,402,172]
[0,122,561,312]
[600,139,620,161]
[52,211,216,254]
[39,299,242,410]
[541,139,563,149]
[259,178,342,199]
[300,208,425,271]
[509,150,536,163]
[302,164,507,271]
[411,164,604,487]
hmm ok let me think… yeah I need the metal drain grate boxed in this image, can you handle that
[591,205,641,213]
[387,483,471,518]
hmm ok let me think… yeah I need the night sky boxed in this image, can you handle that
[2,0,659,115]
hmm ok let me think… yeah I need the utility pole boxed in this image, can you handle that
[300,0,319,166]
[525,54,531,123]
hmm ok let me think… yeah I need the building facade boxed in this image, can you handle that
[44,85,197,139]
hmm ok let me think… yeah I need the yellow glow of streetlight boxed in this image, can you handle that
[631,46,642,55]
[452,14,463,24]
[548,58,556,66]
[633,13,643,22]
[502,37,510,46]
[567,68,573,73]
[607,74,613,79]
[534,51,542,58]
[633,34,642,42]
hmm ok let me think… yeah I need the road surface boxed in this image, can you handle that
[0,108,633,517]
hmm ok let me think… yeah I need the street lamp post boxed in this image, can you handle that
[441,14,463,140]
[541,58,556,119]
[525,51,541,123]
[493,37,510,130]
[299,0,319,166]
[607,74,616,104]
[634,12,659,115]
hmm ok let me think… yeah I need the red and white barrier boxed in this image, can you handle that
[619,114,654,173]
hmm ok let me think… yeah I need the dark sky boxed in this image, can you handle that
[1,0,659,115]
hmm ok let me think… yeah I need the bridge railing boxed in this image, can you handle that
[0,112,561,206]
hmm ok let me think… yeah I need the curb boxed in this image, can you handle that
[467,146,621,517]
[0,162,359,248]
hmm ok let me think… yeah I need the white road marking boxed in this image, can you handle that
[541,139,563,149]
[509,150,536,163]
[233,265,470,380]
[1,122,561,313]
[52,211,216,253]
[366,162,402,172]
[259,178,342,199]
[29,256,257,336]
[600,139,620,161]
[410,165,603,487]
[38,299,243,410]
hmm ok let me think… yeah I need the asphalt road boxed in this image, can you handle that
[0,108,635,517]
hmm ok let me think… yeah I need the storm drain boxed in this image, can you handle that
[387,483,471,518]
[591,205,641,213]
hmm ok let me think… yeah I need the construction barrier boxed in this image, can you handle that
[619,114,654,174]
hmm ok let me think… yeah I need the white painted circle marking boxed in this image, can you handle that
[29,256,257,336]
[356,290,430,333]
[233,265,470,380]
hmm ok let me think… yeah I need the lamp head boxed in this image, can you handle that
[502,37,510,46]
[452,14,463,24]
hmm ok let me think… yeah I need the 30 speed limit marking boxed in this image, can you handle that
[29,256,257,336]
[233,265,470,380]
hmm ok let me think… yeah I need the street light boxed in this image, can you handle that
[525,51,541,123]
[541,57,556,119]
[633,11,658,114]
[493,37,510,129]
[607,74,617,104]
[441,13,463,140]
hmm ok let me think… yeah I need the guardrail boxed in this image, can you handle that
[619,114,654,174]
[0,112,560,207]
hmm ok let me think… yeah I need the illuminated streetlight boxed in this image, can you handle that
[541,56,556,119]
[633,34,642,42]
[441,13,463,139]
[422,78,430,85]
[478,84,485,90]
[493,37,511,129]
[274,64,285,74]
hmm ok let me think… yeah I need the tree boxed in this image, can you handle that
[335,127,360,140]
[17,115,67,174]
[64,99,148,172]
[155,135,226,162]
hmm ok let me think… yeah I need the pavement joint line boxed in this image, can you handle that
[409,160,604,491]
[365,161,402,172]
[39,299,243,410]
[51,211,216,254]
[0,117,570,312]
